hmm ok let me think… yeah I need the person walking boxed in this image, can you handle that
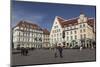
[25,48,28,56]
[21,47,24,56]
[80,45,83,51]
[54,45,58,58]
[57,44,63,58]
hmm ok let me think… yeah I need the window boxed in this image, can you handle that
[54,38,56,41]
[70,31,72,34]
[67,32,69,35]
[80,34,82,39]
[57,34,58,37]
[75,35,77,39]
[52,30,55,33]
[52,39,53,42]
[19,32,20,36]
[84,34,86,38]
[54,25,58,29]
[71,36,73,40]
[60,33,62,36]
[80,24,82,28]
[83,29,86,32]
[80,29,82,33]
[83,24,85,27]
[55,30,57,33]
[74,30,77,34]
[56,22,57,24]
[57,26,58,28]
[67,36,69,40]
[56,29,58,32]
[57,29,60,32]
[58,29,60,32]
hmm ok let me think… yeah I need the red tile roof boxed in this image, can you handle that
[87,18,95,27]
[43,29,50,35]
[16,20,43,31]
[14,20,50,34]
[56,16,65,27]
[56,16,94,28]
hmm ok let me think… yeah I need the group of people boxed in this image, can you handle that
[19,44,64,58]
[21,47,29,56]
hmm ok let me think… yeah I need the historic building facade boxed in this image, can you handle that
[42,29,50,48]
[50,16,64,47]
[50,13,95,48]
[12,20,50,49]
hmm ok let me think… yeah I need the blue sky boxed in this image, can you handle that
[11,1,96,31]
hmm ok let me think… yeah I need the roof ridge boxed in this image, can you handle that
[22,20,38,26]
[56,16,65,21]
[15,20,44,31]
[63,17,78,22]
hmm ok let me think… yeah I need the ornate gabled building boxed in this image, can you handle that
[50,16,64,47]
[12,20,50,49]
[50,13,95,48]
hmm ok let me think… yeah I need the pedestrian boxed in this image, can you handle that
[80,45,82,51]
[25,48,28,56]
[54,46,58,58]
[57,44,63,58]
[21,47,24,56]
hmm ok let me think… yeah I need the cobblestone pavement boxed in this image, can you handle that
[11,48,96,66]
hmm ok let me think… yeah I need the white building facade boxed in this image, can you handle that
[13,21,50,49]
[50,16,64,47]
[42,29,50,48]
[50,13,95,48]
